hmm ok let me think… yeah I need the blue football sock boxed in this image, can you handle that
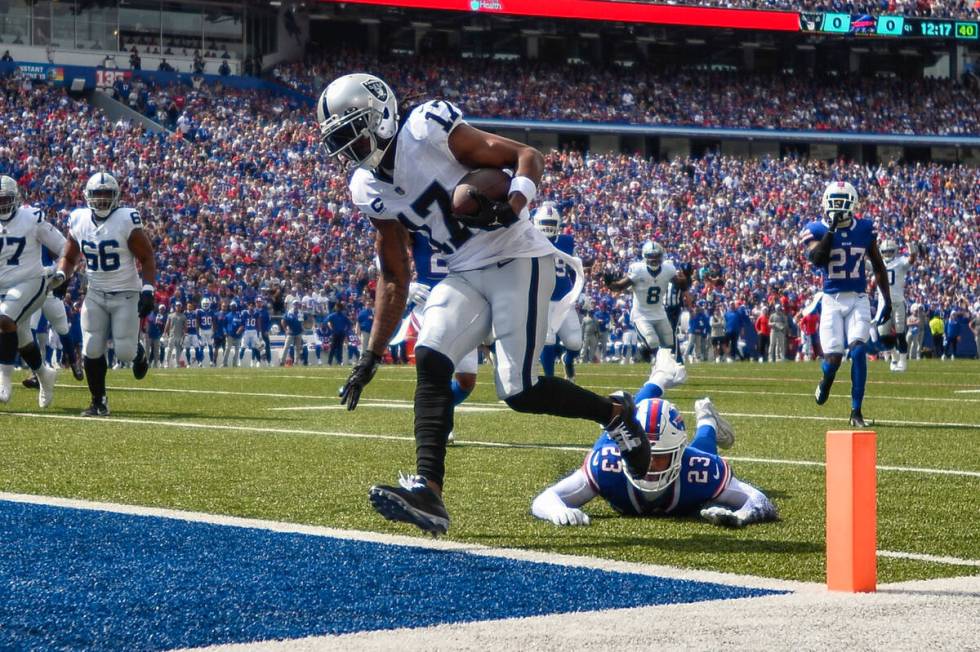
[821,358,839,386]
[540,344,557,377]
[562,349,578,378]
[691,424,718,456]
[849,342,868,410]
[634,381,664,402]
[450,379,472,406]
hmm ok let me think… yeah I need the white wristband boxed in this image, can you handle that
[508,175,537,204]
[142,284,155,293]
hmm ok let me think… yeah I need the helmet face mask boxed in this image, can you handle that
[532,203,561,238]
[880,240,897,262]
[84,172,121,219]
[0,175,20,220]
[822,181,858,230]
[642,241,664,269]
[317,74,398,171]
[631,398,687,495]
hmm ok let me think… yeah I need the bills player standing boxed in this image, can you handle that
[604,241,687,364]
[184,301,201,367]
[0,175,66,407]
[53,172,156,417]
[800,181,891,427]
[533,203,583,382]
[319,73,647,535]
[198,297,216,366]
[874,240,925,372]
[532,352,777,528]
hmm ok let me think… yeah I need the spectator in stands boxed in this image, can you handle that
[158,58,174,72]
[219,60,231,76]
[129,48,141,71]
[1,51,12,63]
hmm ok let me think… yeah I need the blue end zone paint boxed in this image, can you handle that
[0,500,782,650]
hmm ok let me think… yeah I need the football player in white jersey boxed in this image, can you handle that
[0,175,65,408]
[320,73,647,535]
[52,172,156,417]
[604,241,688,364]
[875,239,924,372]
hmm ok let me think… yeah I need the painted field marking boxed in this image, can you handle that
[3,411,979,478]
[2,492,976,575]
[954,389,980,394]
[0,491,810,592]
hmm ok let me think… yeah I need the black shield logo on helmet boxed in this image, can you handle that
[362,80,388,102]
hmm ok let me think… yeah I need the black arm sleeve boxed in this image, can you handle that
[807,230,835,267]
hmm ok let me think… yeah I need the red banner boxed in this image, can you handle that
[319,0,800,32]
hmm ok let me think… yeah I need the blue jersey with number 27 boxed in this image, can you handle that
[801,218,876,294]
[583,432,730,516]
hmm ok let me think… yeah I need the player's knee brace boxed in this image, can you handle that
[414,346,455,486]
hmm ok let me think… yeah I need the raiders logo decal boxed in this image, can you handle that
[362,80,389,102]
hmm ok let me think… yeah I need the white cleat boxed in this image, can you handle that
[37,365,57,408]
[895,354,908,372]
[694,397,735,450]
[0,365,12,403]
[447,430,455,445]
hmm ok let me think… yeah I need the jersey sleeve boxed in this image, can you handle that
[36,219,67,256]
[627,262,643,283]
[407,100,466,159]
[663,261,677,278]
[117,207,144,243]
[798,221,824,247]
[67,209,84,243]
[349,169,393,221]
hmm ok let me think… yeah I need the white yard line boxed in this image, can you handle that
[3,411,979,478]
[877,550,980,567]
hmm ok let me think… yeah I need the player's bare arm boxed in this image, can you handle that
[56,236,82,280]
[368,219,411,354]
[448,124,543,215]
[128,228,157,287]
[340,218,410,410]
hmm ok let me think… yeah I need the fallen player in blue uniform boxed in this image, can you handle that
[531,351,778,528]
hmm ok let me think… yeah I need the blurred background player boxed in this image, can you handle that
[604,241,687,366]
[147,304,166,368]
[184,301,201,367]
[532,351,777,528]
[280,299,305,366]
[198,297,217,367]
[0,175,65,408]
[533,202,583,382]
[239,299,263,367]
[222,301,243,367]
[800,181,891,427]
[875,239,926,372]
[54,172,156,417]
[164,301,187,369]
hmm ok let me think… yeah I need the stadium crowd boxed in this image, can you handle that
[272,51,980,136]
[0,71,977,370]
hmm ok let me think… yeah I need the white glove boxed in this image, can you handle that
[700,506,746,528]
[550,507,591,527]
[47,269,67,290]
[408,282,431,306]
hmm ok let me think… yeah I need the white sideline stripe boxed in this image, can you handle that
[0,491,813,593]
[47,384,980,429]
[877,550,980,567]
[954,389,980,394]
[3,411,979,478]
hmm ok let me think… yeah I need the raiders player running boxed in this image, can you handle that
[52,172,156,416]
[319,73,647,535]
[0,175,65,408]
[604,241,687,363]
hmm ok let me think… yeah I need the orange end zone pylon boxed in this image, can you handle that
[826,430,877,592]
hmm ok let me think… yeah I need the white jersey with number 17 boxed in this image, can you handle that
[349,99,554,273]
[68,206,143,292]
[628,260,677,321]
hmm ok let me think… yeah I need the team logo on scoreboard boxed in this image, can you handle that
[799,12,822,31]
[362,79,389,102]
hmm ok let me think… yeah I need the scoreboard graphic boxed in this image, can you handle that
[800,12,979,39]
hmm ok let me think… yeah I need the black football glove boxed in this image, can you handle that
[602,270,618,286]
[875,301,893,326]
[828,211,847,232]
[455,190,519,230]
[138,289,155,319]
[340,349,382,411]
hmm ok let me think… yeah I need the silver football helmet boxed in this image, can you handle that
[880,239,898,262]
[822,181,858,230]
[642,241,665,269]
[0,175,20,221]
[532,202,561,238]
[632,398,687,494]
[316,73,398,169]
[201,297,211,310]
[84,172,121,219]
